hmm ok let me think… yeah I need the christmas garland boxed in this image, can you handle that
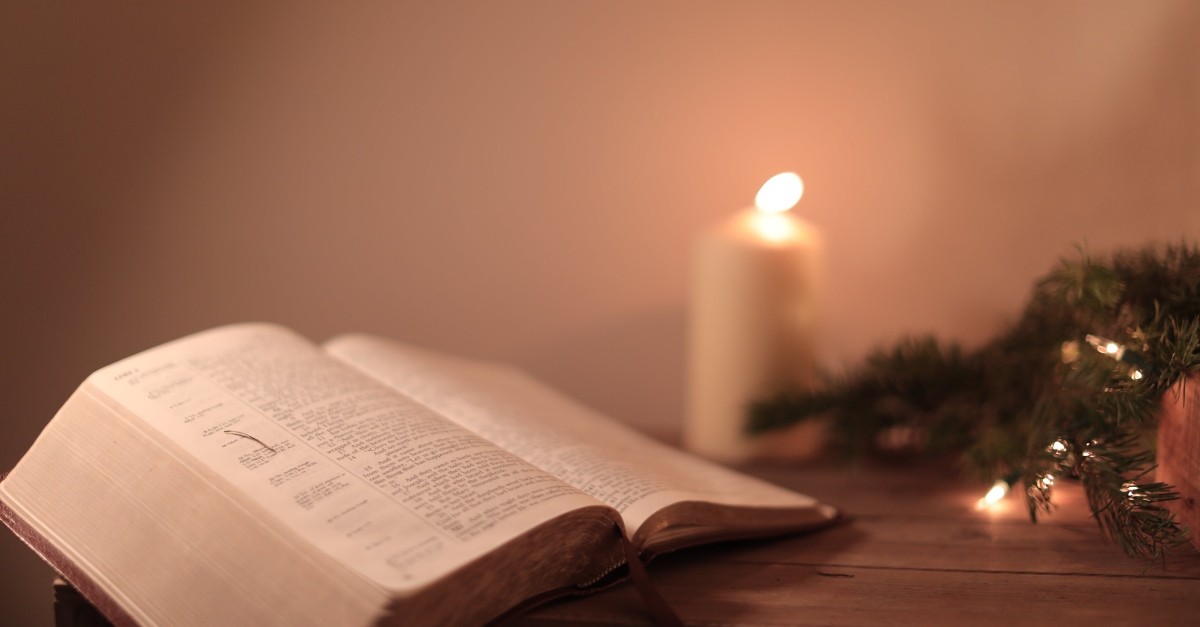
[748,243,1200,559]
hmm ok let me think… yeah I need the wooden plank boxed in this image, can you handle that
[516,463,1200,625]
[707,518,1200,578]
[745,464,1098,525]
[517,560,1200,626]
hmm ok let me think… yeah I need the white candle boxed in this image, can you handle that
[685,172,822,462]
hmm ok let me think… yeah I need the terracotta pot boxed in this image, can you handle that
[1157,374,1200,550]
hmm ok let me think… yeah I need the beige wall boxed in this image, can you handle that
[2,2,1198,623]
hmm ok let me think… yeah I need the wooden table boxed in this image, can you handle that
[515,463,1200,626]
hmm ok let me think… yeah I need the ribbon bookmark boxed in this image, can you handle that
[614,522,683,627]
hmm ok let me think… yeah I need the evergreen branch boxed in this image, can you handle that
[748,242,1200,559]
[1075,429,1185,560]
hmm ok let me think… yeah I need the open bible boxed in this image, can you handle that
[1,324,836,626]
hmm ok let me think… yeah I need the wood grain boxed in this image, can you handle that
[515,463,1200,626]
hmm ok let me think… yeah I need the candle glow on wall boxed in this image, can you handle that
[685,172,822,463]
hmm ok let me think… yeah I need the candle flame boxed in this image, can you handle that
[755,172,804,214]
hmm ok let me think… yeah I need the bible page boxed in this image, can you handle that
[325,335,835,536]
[86,324,605,592]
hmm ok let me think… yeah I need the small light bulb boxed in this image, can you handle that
[1061,341,1080,364]
[975,480,1010,511]
[1086,334,1123,357]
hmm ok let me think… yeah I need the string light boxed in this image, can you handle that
[974,472,1021,511]
[975,441,1071,514]
[1045,438,1075,468]
[975,479,1010,511]
[1120,481,1141,502]
[1061,341,1080,363]
[1086,334,1125,358]
[1084,334,1151,379]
